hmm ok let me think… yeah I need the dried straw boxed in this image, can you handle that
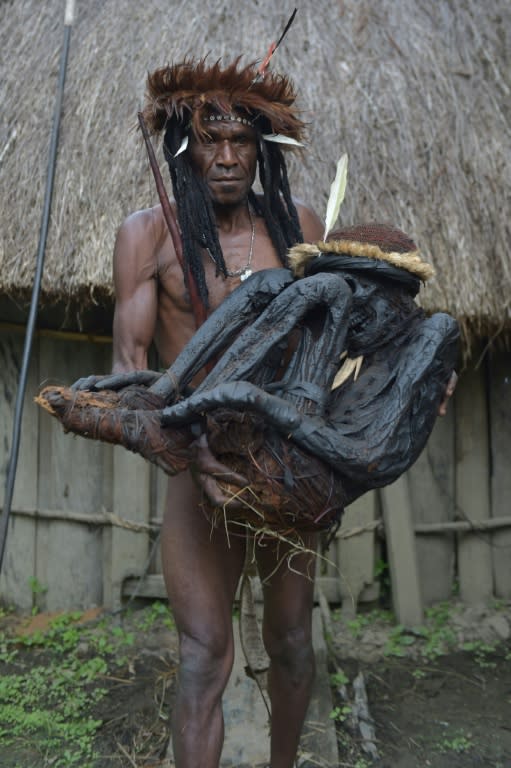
[0,0,509,352]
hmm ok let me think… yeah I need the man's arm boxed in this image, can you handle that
[71,211,160,392]
[438,370,458,416]
[111,211,159,374]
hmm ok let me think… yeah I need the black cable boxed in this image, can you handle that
[0,1,75,572]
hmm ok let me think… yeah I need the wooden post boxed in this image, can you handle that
[407,407,456,604]
[103,448,152,611]
[489,349,511,598]
[380,476,424,626]
[337,491,379,617]
[455,358,493,604]
[146,465,168,577]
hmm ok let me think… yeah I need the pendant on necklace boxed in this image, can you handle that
[240,268,253,281]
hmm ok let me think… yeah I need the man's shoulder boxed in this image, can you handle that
[253,194,323,242]
[116,204,177,256]
[119,204,165,240]
[293,198,324,243]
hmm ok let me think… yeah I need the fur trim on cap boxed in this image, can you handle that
[288,223,435,281]
[142,57,306,143]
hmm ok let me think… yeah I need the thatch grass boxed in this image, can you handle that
[0,0,509,351]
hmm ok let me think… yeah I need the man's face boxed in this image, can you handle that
[188,120,258,207]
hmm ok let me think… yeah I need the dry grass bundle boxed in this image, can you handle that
[0,0,509,351]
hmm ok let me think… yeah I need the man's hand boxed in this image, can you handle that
[438,371,458,416]
[192,434,248,508]
[71,370,161,392]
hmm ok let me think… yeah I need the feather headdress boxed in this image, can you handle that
[142,57,306,145]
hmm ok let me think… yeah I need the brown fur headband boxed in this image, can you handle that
[142,57,306,143]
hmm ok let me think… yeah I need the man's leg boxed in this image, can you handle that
[161,472,246,768]
[255,534,317,768]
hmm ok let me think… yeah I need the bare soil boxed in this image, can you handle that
[1,600,510,767]
[333,650,511,768]
[329,602,511,768]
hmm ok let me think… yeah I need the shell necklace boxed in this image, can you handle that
[217,205,255,282]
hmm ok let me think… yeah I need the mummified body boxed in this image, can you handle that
[37,225,459,534]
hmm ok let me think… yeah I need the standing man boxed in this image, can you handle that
[113,58,323,768]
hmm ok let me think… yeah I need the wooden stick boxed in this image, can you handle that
[415,516,511,534]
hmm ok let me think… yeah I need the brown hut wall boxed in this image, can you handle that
[0,328,154,611]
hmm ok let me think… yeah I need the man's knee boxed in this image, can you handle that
[263,625,315,683]
[179,630,235,696]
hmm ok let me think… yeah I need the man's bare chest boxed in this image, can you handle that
[155,226,283,314]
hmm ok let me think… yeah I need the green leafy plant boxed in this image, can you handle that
[418,603,457,660]
[135,600,175,631]
[28,577,47,615]
[411,667,427,680]
[0,604,14,620]
[329,704,352,723]
[330,670,349,687]
[462,640,497,669]
[384,624,416,657]
[0,657,105,766]
[0,609,138,766]
[28,577,47,596]
[346,614,371,639]
[438,731,474,754]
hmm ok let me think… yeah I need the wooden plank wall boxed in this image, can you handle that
[36,337,110,609]
[0,332,39,612]
[408,408,456,604]
[2,330,511,616]
[489,348,511,598]
[388,348,511,618]
[0,329,153,612]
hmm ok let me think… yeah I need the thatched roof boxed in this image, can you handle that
[0,0,509,350]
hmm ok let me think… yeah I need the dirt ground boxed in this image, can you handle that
[329,602,511,768]
[1,599,510,767]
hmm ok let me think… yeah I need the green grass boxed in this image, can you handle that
[0,609,142,767]
[0,661,105,766]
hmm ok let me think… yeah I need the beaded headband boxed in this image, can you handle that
[204,112,254,127]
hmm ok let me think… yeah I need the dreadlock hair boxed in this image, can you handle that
[163,118,227,307]
[255,136,303,256]
[162,118,304,308]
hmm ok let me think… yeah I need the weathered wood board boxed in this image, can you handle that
[455,359,493,604]
[103,447,152,610]
[381,476,423,626]
[489,349,511,598]
[0,332,39,610]
[147,465,169,577]
[408,407,456,604]
[36,337,112,610]
[336,491,379,617]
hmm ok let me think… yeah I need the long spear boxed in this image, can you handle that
[0,0,76,573]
